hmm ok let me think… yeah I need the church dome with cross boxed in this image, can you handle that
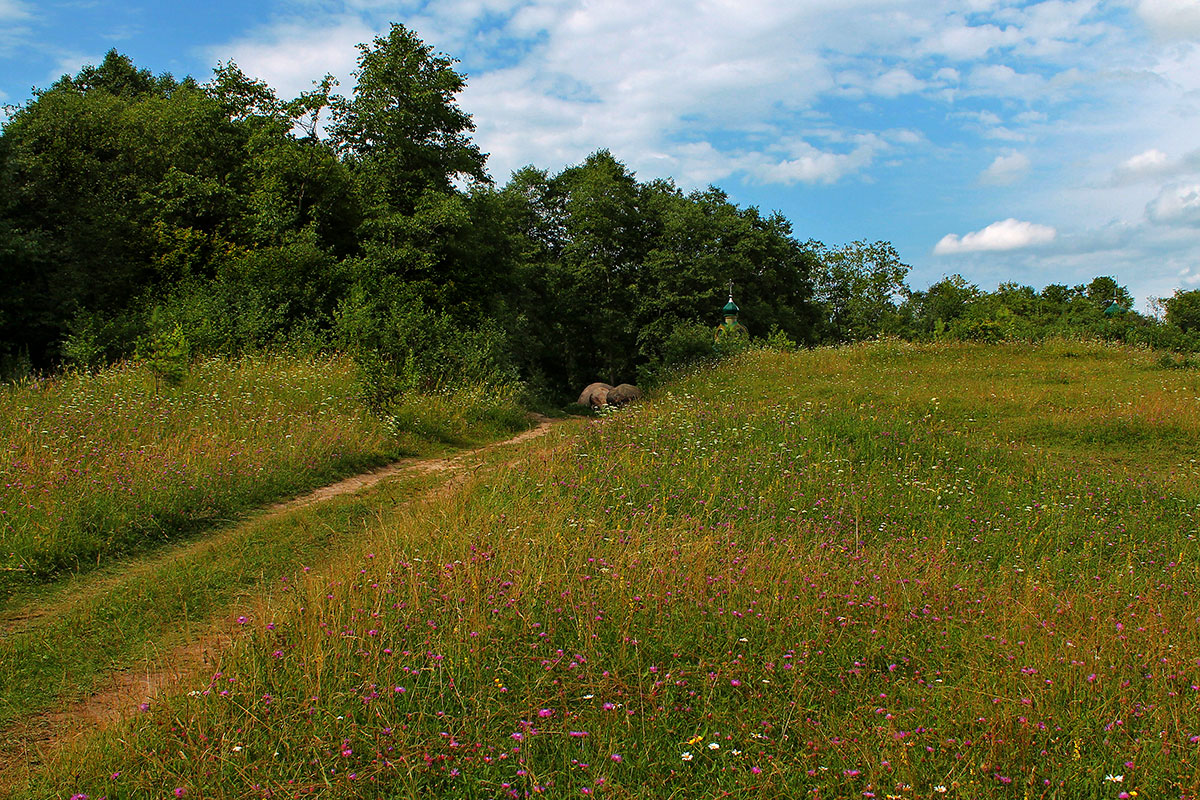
[714,282,748,345]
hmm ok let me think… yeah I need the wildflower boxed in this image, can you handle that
[538,708,554,718]
[686,734,704,746]
[237,616,248,625]
[933,787,947,794]
[708,742,720,750]
[611,754,622,762]
[1105,775,1124,783]
[682,752,693,761]
[174,790,187,798]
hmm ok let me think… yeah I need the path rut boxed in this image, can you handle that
[0,415,559,788]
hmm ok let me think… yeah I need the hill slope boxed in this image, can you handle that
[21,342,1200,798]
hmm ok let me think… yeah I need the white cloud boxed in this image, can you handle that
[48,52,99,85]
[1108,147,1200,185]
[934,218,1058,254]
[920,20,1020,60]
[0,0,27,21]
[980,152,1031,184]
[748,141,877,185]
[0,0,31,55]
[205,19,375,100]
[1138,0,1200,41]
[182,0,1195,309]
[1147,183,1200,226]
[202,0,1127,188]
[873,67,926,97]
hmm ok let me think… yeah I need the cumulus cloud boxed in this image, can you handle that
[205,19,375,100]
[748,141,877,185]
[980,152,1031,184]
[1138,0,1200,41]
[873,67,926,97]
[198,0,1131,187]
[934,218,1058,254]
[1146,183,1200,226]
[1109,148,1200,185]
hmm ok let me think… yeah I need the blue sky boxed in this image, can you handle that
[3,0,1200,308]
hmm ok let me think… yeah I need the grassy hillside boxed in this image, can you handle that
[25,341,1200,799]
[0,355,526,588]
[0,356,400,584]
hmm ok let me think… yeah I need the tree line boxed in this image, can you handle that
[2,24,1198,402]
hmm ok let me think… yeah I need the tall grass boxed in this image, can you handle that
[26,341,1200,799]
[0,355,398,581]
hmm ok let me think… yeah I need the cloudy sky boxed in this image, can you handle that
[2,0,1199,307]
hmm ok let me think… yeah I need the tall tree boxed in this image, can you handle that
[810,240,911,341]
[331,23,487,211]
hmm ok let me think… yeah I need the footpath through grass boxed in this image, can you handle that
[22,341,1200,799]
[0,352,531,750]
[0,355,399,586]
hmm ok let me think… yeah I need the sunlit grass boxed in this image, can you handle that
[0,355,398,582]
[22,341,1200,799]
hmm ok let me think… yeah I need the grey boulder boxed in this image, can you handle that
[606,383,643,406]
[577,382,613,408]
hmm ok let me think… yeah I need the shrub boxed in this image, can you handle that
[662,321,716,368]
[334,279,519,412]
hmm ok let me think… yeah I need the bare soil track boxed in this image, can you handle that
[0,415,558,788]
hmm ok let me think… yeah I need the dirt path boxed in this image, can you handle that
[0,415,559,787]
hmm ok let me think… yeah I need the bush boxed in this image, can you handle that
[662,321,716,368]
[762,325,797,351]
[139,313,191,390]
[334,278,519,412]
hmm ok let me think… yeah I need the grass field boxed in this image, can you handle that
[0,355,527,588]
[0,355,399,583]
[18,341,1200,799]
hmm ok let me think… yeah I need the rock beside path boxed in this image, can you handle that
[577,382,612,408]
[606,384,643,406]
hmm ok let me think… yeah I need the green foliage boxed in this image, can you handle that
[141,318,191,390]
[1166,288,1200,334]
[501,154,818,396]
[762,324,798,351]
[334,278,517,411]
[330,23,486,208]
[809,239,910,341]
[661,320,717,368]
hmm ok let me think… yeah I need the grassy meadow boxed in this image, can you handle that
[0,355,398,583]
[0,355,526,587]
[20,341,1200,799]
